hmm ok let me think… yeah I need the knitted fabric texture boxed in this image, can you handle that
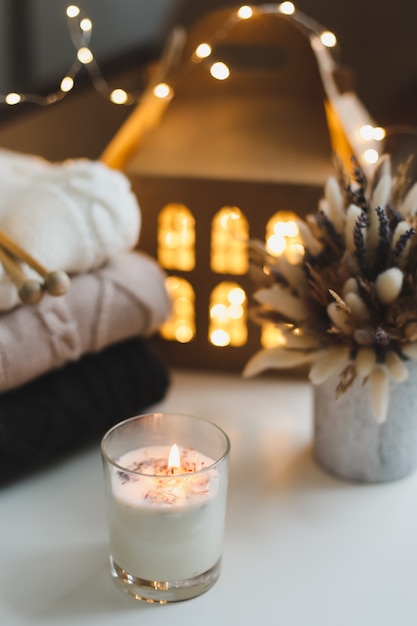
[0,149,141,309]
[0,338,171,485]
[0,250,171,392]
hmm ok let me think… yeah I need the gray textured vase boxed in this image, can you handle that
[313,365,417,483]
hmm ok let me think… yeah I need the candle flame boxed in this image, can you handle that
[168,443,180,470]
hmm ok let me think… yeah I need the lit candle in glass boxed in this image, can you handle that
[101,413,230,603]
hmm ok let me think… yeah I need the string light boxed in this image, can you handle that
[360,124,386,141]
[0,4,137,107]
[80,17,92,32]
[152,82,172,99]
[110,88,129,104]
[359,124,375,140]
[210,61,230,80]
[194,43,212,59]
[5,93,21,105]
[237,5,253,19]
[363,148,379,164]
[77,46,93,64]
[0,0,386,173]
[279,2,296,15]
[372,127,386,141]
[320,30,337,48]
[60,76,74,92]
[66,5,80,18]
[184,1,382,170]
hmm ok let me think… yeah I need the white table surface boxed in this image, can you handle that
[1,368,417,626]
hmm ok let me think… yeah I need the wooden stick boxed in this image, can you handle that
[0,230,70,296]
[0,245,44,305]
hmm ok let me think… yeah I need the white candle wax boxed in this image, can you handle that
[107,445,228,581]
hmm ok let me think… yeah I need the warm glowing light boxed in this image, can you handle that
[228,304,244,319]
[158,204,195,271]
[267,234,287,255]
[211,329,231,347]
[360,124,386,142]
[266,211,304,262]
[80,18,92,32]
[110,88,129,104]
[5,92,21,105]
[261,324,287,348]
[287,244,304,263]
[210,304,229,321]
[195,43,212,59]
[363,148,379,164]
[373,126,386,141]
[237,5,253,19]
[160,276,195,343]
[209,282,247,347]
[153,82,172,99]
[2,0,345,123]
[210,62,230,80]
[274,220,298,237]
[1,6,136,108]
[175,325,194,343]
[77,47,93,64]
[320,30,337,47]
[66,5,80,18]
[211,207,248,274]
[168,444,180,469]
[60,76,74,92]
[228,287,245,306]
[359,124,374,140]
[219,210,239,228]
[279,1,296,15]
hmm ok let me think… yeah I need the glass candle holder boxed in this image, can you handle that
[101,412,230,603]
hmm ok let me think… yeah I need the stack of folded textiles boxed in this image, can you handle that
[0,149,172,484]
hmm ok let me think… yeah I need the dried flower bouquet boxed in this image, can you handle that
[244,156,417,423]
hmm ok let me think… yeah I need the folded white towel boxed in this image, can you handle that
[0,149,141,309]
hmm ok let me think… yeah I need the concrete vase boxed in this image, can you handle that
[313,365,417,482]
